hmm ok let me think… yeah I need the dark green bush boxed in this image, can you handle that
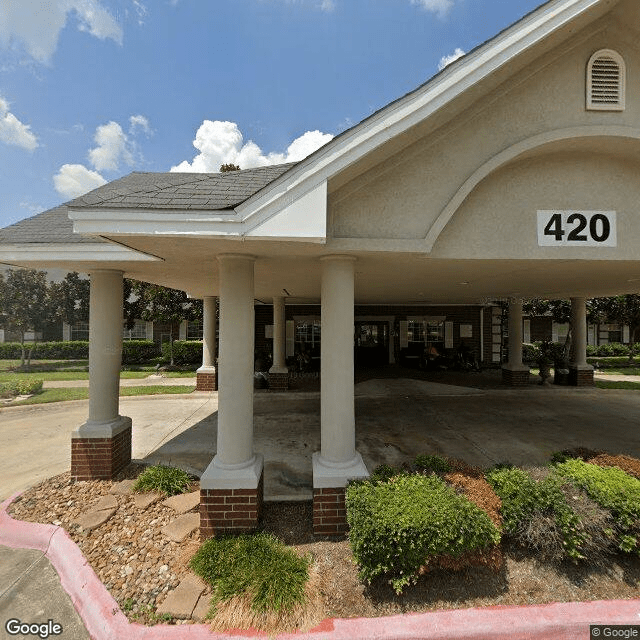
[190,533,310,614]
[121,340,160,364]
[369,464,400,483]
[522,343,540,364]
[0,340,159,364]
[413,454,452,474]
[161,340,202,364]
[554,459,640,555]
[486,467,600,561]
[346,473,501,594]
[133,464,192,496]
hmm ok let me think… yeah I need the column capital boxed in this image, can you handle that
[217,253,256,264]
[320,254,357,264]
[508,297,524,305]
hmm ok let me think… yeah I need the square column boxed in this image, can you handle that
[502,298,530,386]
[196,296,217,391]
[200,255,263,538]
[569,297,594,386]
[268,296,289,391]
[71,270,131,481]
[313,255,368,536]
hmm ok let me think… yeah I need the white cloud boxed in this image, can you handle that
[410,0,454,18]
[438,47,465,70]
[54,164,107,198]
[0,97,38,151]
[129,114,151,136]
[170,121,333,173]
[88,121,134,172]
[0,0,122,64]
[319,0,336,11]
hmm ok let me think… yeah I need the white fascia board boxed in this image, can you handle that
[235,0,611,223]
[245,180,326,242]
[0,243,160,262]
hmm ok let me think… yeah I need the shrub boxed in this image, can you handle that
[190,533,310,614]
[553,459,640,555]
[161,340,202,365]
[346,473,501,594]
[522,343,540,364]
[133,464,192,496]
[486,466,605,562]
[369,464,400,483]
[0,379,43,398]
[122,340,160,364]
[413,454,452,474]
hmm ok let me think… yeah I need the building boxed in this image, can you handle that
[1,0,639,535]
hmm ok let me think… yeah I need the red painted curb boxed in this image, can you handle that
[1,494,639,640]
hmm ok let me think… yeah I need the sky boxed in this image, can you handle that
[0,0,545,230]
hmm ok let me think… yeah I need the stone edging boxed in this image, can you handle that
[1,493,639,640]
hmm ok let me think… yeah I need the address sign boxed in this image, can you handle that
[537,210,617,247]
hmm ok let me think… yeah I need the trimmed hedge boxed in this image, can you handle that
[161,340,202,364]
[346,473,501,594]
[586,342,640,357]
[0,340,159,364]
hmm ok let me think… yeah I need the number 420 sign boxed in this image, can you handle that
[537,210,617,247]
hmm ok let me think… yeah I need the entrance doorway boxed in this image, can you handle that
[355,321,389,366]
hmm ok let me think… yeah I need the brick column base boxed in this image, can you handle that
[268,372,289,391]
[196,370,217,391]
[71,424,132,481]
[569,367,594,387]
[313,487,347,536]
[200,472,264,539]
[501,368,531,386]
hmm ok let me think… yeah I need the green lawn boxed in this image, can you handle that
[6,385,196,406]
[595,380,640,390]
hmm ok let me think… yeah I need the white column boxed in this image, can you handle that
[570,297,592,370]
[197,296,217,373]
[269,296,288,374]
[74,270,130,438]
[502,298,529,373]
[313,255,368,488]
[201,255,262,490]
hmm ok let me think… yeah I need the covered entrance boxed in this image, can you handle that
[355,321,390,366]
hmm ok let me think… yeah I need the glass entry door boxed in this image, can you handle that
[355,321,389,366]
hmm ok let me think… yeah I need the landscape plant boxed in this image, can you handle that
[133,464,192,496]
[553,458,640,555]
[189,532,310,615]
[346,473,501,594]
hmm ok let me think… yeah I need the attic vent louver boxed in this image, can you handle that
[587,49,625,111]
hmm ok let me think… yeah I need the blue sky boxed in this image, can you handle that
[0,0,543,229]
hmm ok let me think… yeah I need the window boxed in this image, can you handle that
[407,321,425,342]
[71,322,89,341]
[186,320,203,341]
[587,49,625,111]
[295,320,321,349]
[123,320,147,341]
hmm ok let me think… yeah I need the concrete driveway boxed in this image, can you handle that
[1,379,639,501]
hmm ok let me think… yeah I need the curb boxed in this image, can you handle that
[1,494,639,640]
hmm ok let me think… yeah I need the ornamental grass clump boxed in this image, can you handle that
[133,464,191,496]
[189,532,313,631]
[553,458,640,555]
[486,466,612,562]
[346,473,501,595]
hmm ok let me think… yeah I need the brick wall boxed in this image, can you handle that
[313,487,347,536]
[200,473,264,538]
[501,368,531,387]
[71,425,132,481]
[268,372,289,391]
[196,371,217,391]
[569,368,594,387]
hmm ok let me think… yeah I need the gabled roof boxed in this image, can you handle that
[70,163,296,211]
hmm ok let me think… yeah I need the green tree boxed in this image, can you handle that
[590,295,640,363]
[124,281,202,366]
[0,268,53,367]
[50,271,90,327]
[219,163,240,172]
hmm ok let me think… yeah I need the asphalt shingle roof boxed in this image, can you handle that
[0,203,98,244]
[0,164,297,245]
[70,163,296,211]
